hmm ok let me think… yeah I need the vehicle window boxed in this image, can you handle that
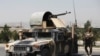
[23,32,35,38]
[37,32,52,38]
[57,32,64,41]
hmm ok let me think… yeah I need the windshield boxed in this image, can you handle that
[23,32,52,38]
[23,32,35,38]
[37,32,52,38]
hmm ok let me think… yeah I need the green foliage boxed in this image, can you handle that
[93,28,100,41]
[0,24,19,43]
[76,28,84,40]
[12,30,19,40]
[81,20,100,41]
[84,20,91,31]
[0,24,12,43]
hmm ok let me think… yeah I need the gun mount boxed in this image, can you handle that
[30,11,71,29]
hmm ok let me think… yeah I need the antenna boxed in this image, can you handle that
[20,22,22,28]
[73,0,77,27]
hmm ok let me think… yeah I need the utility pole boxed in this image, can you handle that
[72,0,78,54]
[20,22,22,28]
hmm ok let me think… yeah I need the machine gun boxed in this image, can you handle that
[50,11,71,18]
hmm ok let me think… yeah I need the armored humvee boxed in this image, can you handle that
[5,11,78,56]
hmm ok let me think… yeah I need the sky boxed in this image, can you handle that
[0,0,100,28]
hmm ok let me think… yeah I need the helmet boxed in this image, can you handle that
[18,29,23,32]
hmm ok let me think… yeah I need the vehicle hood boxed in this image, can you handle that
[6,40,20,46]
[30,38,53,45]
[12,38,53,46]
[14,38,35,45]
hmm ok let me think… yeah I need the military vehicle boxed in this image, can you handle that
[5,11,78,56]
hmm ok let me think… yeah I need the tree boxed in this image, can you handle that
[12,30,19,40]
[0,24,12,43]
[84,20,91,32]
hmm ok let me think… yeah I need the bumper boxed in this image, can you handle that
[7,51,36,56]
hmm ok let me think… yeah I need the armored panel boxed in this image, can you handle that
[51,18,66,28]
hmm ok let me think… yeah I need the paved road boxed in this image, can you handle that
[0,45,100,56]
[0,47,5,56]
[78,47,100,56]
[78,40,100,46]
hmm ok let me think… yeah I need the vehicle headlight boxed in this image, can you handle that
[33,44,39,49]
[26,47,30,52]
[10,45,14,51]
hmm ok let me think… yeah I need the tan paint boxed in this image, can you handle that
[72,24,74,39]
[51,18,66,28]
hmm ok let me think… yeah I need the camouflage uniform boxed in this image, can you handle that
[84,27,93,56]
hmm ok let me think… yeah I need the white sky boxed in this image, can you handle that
[0,0,100,28]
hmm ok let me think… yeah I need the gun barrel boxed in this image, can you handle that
[51,11,71,18]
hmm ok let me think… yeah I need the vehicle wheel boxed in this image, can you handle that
[6,52,12,56]
[32,53,36,56]
[64,45,69,53]
[65,45,72,56]
[41,48,51,56]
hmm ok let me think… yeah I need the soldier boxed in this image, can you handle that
[18,29,23,40]
[18,29,26,40]
[84,27,94,56]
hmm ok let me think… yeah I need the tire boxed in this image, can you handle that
[41,48,51,56]
[66,44,72,56]
[64,45,69,53]
[6,52,12,56]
